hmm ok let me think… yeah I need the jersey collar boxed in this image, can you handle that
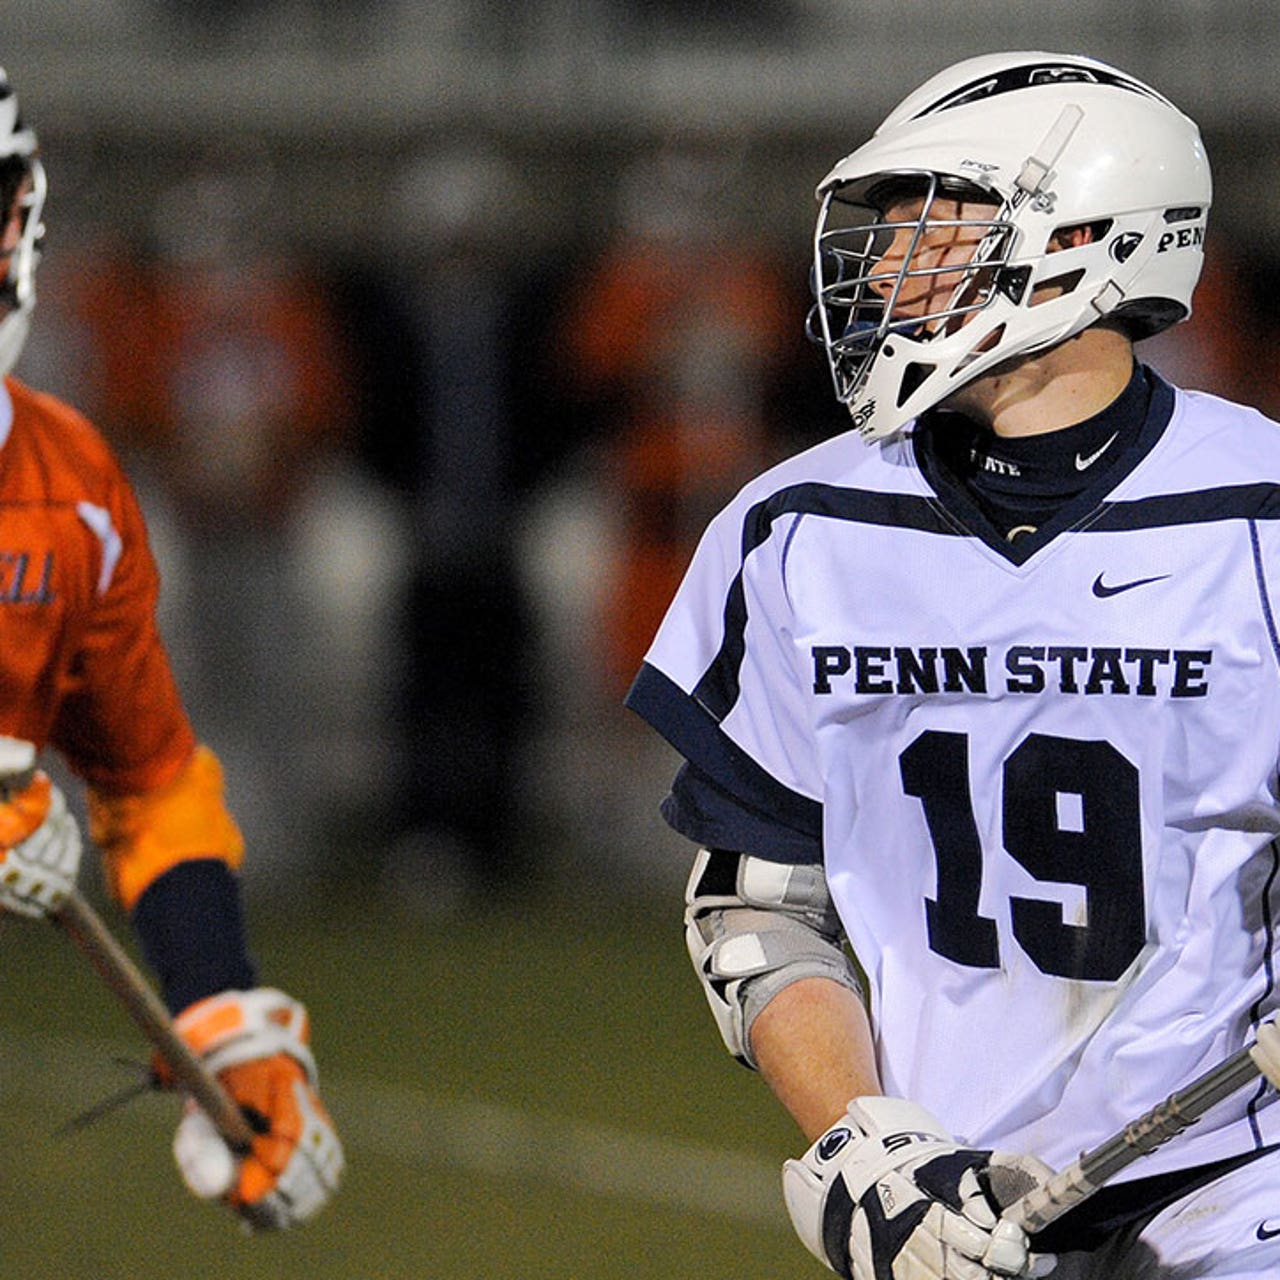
[911,364,1177,565]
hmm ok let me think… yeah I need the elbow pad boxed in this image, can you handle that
[684,848,862,1069]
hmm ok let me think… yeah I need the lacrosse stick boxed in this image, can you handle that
[1004,1040,1266,1235]
[0,742,256,1152]
[52,887,256,1153]
[0,741,254,1154]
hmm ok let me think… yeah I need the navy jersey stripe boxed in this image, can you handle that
[694,485,962,721]
[1091,483,1280,532]
[914,367,1176,563]
[662,761,823,864]
[691,472,1280,727]
[1251,521,1280,671]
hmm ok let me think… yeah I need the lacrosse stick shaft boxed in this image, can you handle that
[1004,1043,1263,1235]
[53,887,256,1153]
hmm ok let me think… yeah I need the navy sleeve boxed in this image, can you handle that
[662,760,823,864]
[626,661,823,864]
[131,859,258,1014]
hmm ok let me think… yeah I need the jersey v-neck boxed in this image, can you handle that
[911,364,1177,565]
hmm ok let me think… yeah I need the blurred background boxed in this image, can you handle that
[0,2,1277,1276]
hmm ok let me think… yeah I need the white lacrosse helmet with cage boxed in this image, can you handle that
[811,51,1212,442]
[0,67,43,381]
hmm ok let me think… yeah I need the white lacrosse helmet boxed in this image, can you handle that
[0,67,43,380]
[811,51,1212,442]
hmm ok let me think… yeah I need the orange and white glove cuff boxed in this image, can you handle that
[174,988,319,1087]
[0,774,83,918]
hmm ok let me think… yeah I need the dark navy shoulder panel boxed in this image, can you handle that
[663,762,823,865]
[625,662,824,858]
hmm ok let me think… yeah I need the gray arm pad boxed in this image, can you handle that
[684,848,863,1069]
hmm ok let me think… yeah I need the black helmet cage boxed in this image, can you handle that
[0,151,40,313]
[809,170,1019,407]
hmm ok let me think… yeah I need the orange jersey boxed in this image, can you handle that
[0,375,242,906]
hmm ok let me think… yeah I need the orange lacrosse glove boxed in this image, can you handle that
[169,988,343,1230]
[0,738,82,918]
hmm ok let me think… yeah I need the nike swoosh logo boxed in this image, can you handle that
[1257,1220,1280,1241]
[1076,432,1119,470]
[1092,572,1171,598]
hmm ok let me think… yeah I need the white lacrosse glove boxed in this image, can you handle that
[783,1096,1056,1280]
[0,738,81,918]
[1250,1018,1280,1089]
[168,987,343,1231]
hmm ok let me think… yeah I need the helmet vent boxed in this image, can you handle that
[1030,268,1085,306]
[953,326,1006,376]
[897,362,936,407]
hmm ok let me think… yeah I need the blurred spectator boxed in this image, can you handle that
[555,137,798,696]
[332,142,569,911]
[513,136,809,888]
[34,141,401,889]
[140,162,349,530]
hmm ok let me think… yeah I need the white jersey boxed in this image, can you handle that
[630,371,1280,1180]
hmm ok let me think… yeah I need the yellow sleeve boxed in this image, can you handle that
[88,744,245,910]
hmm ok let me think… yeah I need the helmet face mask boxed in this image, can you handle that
[812,172,1017,420]
[810,52,1213,442]
[0,69,42,381]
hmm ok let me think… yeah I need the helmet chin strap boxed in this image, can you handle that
[1012,105,1084,207]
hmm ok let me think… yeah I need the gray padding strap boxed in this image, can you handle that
[684,849,863,1068]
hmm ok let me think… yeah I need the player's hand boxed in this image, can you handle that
[782,1096,1056,1279]
[0,738,81,918]
[168,987,343,1231]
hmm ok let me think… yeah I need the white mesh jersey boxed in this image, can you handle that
[630,371,1280,1180]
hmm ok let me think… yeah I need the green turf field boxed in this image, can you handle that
[0,878,806,1279]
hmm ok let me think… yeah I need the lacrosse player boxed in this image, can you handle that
[0,67,341,1229]
[628,51,1280,1278]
